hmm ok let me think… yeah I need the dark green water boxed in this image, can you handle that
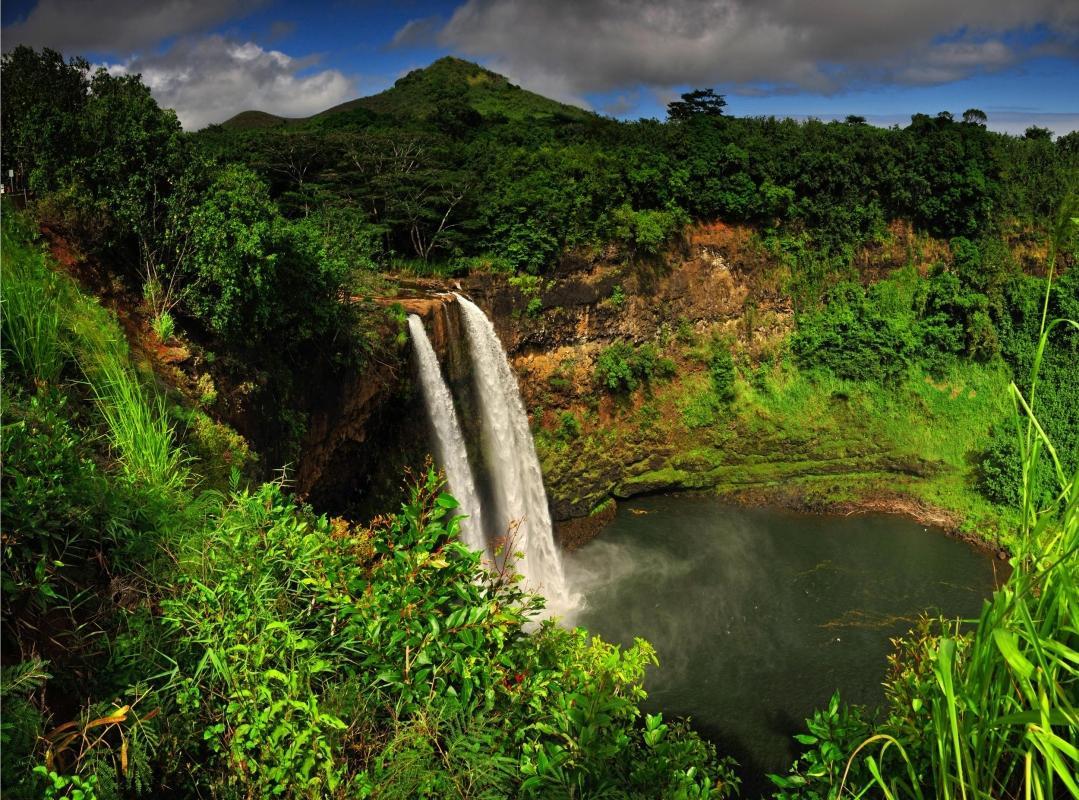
[565,495,1001,795]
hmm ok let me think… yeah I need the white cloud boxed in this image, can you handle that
[2,0,264,55]
[102,36,357,130]
[434,0,1079,98]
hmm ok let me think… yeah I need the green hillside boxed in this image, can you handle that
[221,56,594,130]
[220,109,302,130]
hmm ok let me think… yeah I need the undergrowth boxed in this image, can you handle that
[2,205,737,798]
[770,207,1078,800]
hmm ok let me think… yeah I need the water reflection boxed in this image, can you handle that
[565,495,998,796]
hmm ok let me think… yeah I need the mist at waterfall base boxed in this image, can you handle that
[409,302,999,789]
[565,494,1000,793]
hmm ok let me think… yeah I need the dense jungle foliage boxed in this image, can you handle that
[1,211,737,798]
[1,45,1077,798]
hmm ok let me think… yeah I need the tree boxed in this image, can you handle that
[337,131,475,262]
[962,108,988,127]
[184,164,279,340]
[666,89,727,122]
[844,115,867,125]
[75,69,192,298]
[1024,126,1053,141]
[1058,131,1079,157]
[0,46,90,192]
[254,131,325,217]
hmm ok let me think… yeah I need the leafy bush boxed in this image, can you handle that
[607,203,688,257]
[508,273,544,316]
[0,388,112,616]
[555,411,582,441]
[183,164,280,340]
[768,692,873,799]
[792,282,918,384]
[978,426,1022,507]
[707,338,737,402]
[160,469,737,797]
[595,342,639,392]
[594,341,676,394]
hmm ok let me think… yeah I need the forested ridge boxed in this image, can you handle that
[1,46,1077,798]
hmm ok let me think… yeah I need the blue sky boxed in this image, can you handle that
[3,0,1077,133]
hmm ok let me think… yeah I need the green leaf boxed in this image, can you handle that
[435,493,459,509]
[993,629,1035,680]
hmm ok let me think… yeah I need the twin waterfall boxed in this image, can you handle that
[407,297,573,610]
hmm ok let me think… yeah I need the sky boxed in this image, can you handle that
[2,0,1077,134]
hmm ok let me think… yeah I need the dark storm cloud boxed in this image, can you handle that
[390,15,443,49]
[1,0,266,55]
[431,0,1079,102]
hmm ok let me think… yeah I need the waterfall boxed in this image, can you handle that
[407,315,486,553]
[454,294,573,608]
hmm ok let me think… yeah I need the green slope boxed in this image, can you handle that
[221,56,595,130]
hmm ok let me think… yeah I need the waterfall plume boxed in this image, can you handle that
[454,294,574,609]
[407,314,486,553]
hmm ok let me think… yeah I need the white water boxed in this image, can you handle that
[407,315,486,553]
[455,295,574,609]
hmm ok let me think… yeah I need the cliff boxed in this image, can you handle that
[293,220,1012,550]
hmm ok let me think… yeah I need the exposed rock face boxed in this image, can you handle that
[462,224,770,356]
[301,221,958,544]
[298,294,464,519]
[377,295,460,359]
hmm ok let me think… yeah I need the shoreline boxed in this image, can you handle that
[556,483,1012,561]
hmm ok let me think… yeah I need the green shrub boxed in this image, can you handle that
[0,388,111,614]
[607,203,688,257]
[595,342,639,392]
[182,164,279,340]
[594,341,677,394]
[179,409,254,491]
[707,338,737,402]
[508,273,544,317]
[792,282,918,384]
[979,426,1022,507]
[155,468,738,797]
[555,411,582,441]
[609,284,626,308]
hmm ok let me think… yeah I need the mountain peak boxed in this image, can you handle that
[220,56,593,130]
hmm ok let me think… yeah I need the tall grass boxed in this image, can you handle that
[2,206,186,493]
[844,214,1078,799]
[68,286,188,493]
[1,218,66,385]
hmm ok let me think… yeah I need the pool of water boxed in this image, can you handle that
[565,495,1001,794]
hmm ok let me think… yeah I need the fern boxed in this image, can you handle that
[0,658,51,698]
[1,660,51,800]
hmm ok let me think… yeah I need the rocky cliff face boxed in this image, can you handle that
[299,221,963,543]
[462,223,784,357]
[295,295,466,519]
